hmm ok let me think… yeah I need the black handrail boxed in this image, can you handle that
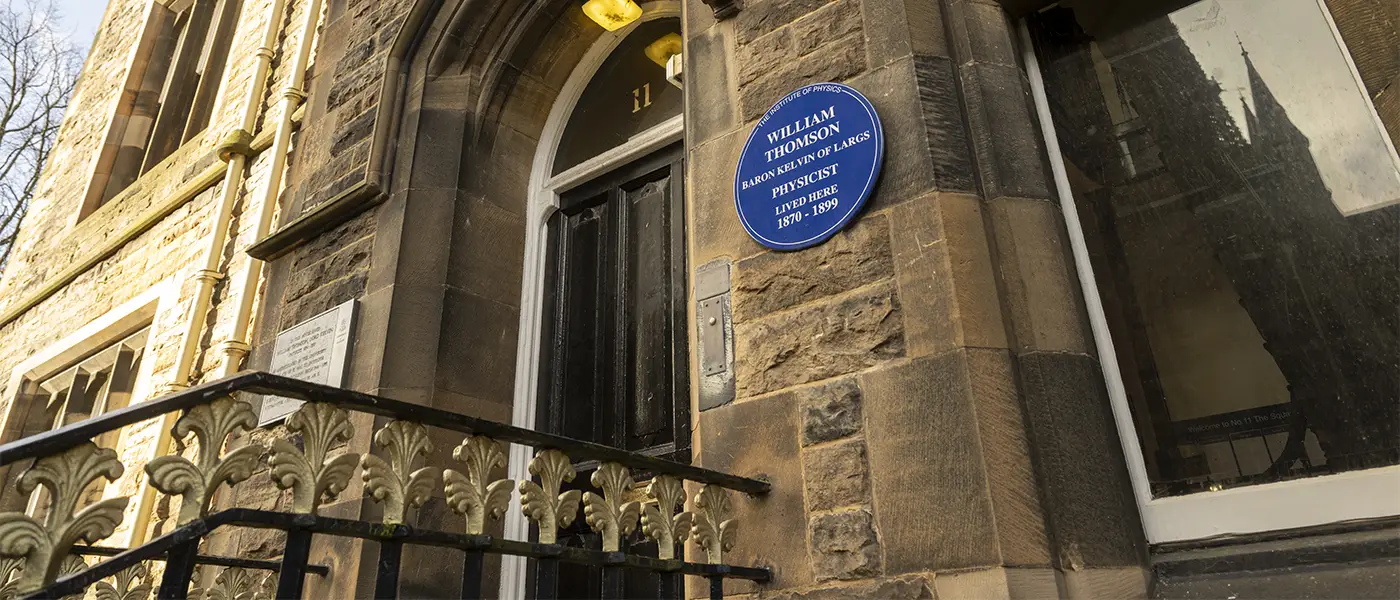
[0,371,770,495]
[70,545,329,576]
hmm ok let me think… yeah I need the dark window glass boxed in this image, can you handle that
[1031,0,1400,497]
[5,327,148,517]
[87,0,242,214]
[552,19,682,175]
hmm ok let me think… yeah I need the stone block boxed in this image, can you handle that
[861,0,917,68]
[684,0,719,38]
[284,236,373,304]
[738,35,868,122]
[914,55,979,194]
[803,438,871,512]
[1060,567,1147,599]
[738,28,795,88]
[376,283,446,390]
[860,351,1001,573]
[291,208,378,271]
[485,66,560,143]
[464,124,537,217]
[764,576,935,600]
[685,26,736,146]
[734,0,834,45]
[843,58,940,212]
[798,377,863,446]
[374,188,456,290]
[447,195,526,306]
[889,192,1011,356]
[278,271,368,329]
[932,566,1060,600]
[808,508,882,581]
[732,214,894,322]
[405,107,468,190]
[959,62,1051,201]
[791,0,864,57]
[436,288,521,406]
[1018,351,1143,569]
[734,279,904,398]
[988,196,1089,354]
[966,348,1051,567]
[700,393,814,592]
[689,129,766,265]
[948,0,1019,68]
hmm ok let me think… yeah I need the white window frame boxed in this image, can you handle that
[502,3,682,598]
[1018,7,1400,545]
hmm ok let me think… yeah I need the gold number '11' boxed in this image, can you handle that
[633,83,652,113]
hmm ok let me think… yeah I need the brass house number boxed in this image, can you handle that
[633,83,653,113]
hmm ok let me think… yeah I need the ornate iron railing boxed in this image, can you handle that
[0,372,771,599]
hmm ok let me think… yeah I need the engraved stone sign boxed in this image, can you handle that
[260,299,356,425]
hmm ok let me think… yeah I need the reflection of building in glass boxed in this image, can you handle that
[1035,9,1400,496]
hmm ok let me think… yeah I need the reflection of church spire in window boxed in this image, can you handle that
[1240,38,1310,151]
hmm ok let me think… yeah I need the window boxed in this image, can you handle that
[551,18,683,175]
[84,0,243,215]
[1027,0,1400,541]
[21,328,150,519]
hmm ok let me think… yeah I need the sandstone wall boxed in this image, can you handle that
[683,0,1147,596]
[0,0,327,546]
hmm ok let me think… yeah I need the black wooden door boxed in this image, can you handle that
[537,142,690,460]
[535,143,688,600]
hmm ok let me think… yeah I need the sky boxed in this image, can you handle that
[55,0,103,54]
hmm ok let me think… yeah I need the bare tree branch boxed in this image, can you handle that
[0,0,79,272]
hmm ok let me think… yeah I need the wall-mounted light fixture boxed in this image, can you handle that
[582,0,644,31]
[645,33,684,89]
[644,33,682,68]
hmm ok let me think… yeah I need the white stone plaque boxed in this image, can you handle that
[260,299,356,425]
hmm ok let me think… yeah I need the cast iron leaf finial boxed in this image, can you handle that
[518,449,582,545]
[640,475,693,560]
[93,562,152,600]
[361,420,440,524]
[269,403,358,515]
[691,484,737,564]
[0,443,128,592]
[582,463,642,552]
[444,436,513,535]
[146,397,265,525]
[202,566,258,600]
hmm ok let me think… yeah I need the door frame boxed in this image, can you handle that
[503,3,682,597]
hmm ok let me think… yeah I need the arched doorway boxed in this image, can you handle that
[506,4,687,598]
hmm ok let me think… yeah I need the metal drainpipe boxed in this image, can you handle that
[127,0,292,547]
[215,0,326,379]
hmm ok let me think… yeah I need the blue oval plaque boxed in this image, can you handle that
[735,82,884,251]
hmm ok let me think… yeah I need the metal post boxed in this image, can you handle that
[658,569,681,600]
[459,550,485,600]
[374,540,403,599]
[156,540,200,600]
[535,558,559,600]
[275,528,314,599]
[600,553,624,600]
[708,576,723,600]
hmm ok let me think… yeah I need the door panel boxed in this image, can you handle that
[535,143,688,600]
[539,143,689,461]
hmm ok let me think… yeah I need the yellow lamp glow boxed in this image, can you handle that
[582,0,644,31]
[645,33,683,68]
